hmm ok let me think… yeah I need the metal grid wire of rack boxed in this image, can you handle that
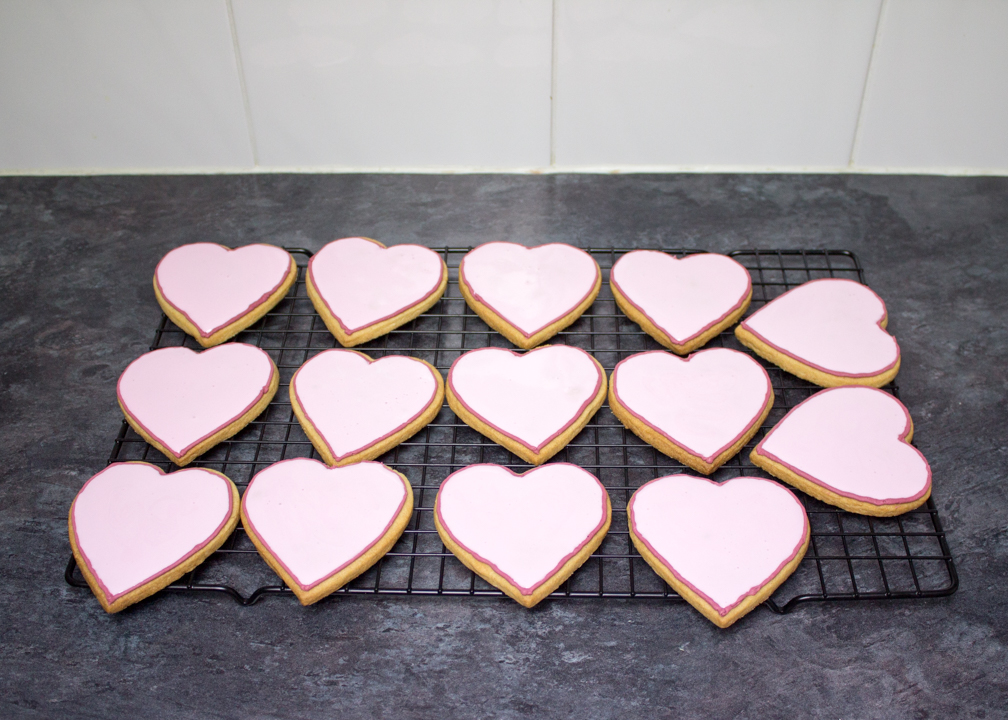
[66,248,958,614]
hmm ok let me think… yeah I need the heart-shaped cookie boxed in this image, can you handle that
[435,463,611,608]
[117,344,279,466]
[752,386,931,516]
[307,237,448,346]
[609,349,773,474]
[446,346,606,465]
[290,349,444,466]
[68,462,239,613]
[154,243,297,347]
[459,243,601,348]
[629,474,809,628]
[610,251,752,354]
[241,459,413,605]
[735,278,900,387]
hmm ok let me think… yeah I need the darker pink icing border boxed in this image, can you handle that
[70,462,235,605]
[290,349,441,463]
[610,250,752,346]
[241,459,409,592]
[154,243,294,339]
[446,346,604,455]
[458,242,601,339]
[628,474,809,617]
[611,349,772,464]
[753,386,932,505]
[435,463,609,596]
[117,345,278,459]
[739,278,901,379]
[307,237,447,336]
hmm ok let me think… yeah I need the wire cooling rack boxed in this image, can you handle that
[66,248,958,613]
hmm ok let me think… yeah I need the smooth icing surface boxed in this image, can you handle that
[117,344,275,457]
[756,386,931,504]
[242,459,408,590]
[71,463,233,602]
[448,346,603,452]
[460,243,599,338]
[630,475,807,615]
[612,349,771,463]
[292,350,439,461]
[741,278,900,377]
[155,243,292,337]
[309,237,444,334]
[611,251,751,344]
[436,464,608,594]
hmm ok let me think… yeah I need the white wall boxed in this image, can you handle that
[1,0,1006,174]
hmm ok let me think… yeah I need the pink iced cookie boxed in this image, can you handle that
[735,278,901,387]
[446,345,606,465]
[241,459,413,605]
[307,237,448,347]
[289,349,444,466]
[609,348,773,474]
[117,344,279,466]
[459,242,601,348]
[610,251,752,354]
[434,463,612,608]
[752,386,932,516]
[629,474,809,628]
[68,462,239,613]
[154,243,297,347]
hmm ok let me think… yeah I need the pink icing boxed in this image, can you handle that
[610,251,752,345]
[308,237,445,335]
[117,344,276,458]
[155,243,293,338]
[70,462,234,603]
[629,475,808,616]
[436,463,609,595]
[755,386,931,505]
[459,242,600,338]
[291,350,439,462]
[612,349,771,464]
[242,459,408,591]
[448,346,604,453]
[740,278,900,377]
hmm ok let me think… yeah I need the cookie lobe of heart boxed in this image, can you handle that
[755,386,931,506]
[448,346,604,453]
[155,243,294,338]
[241,459,410,592]
[436,464,609,595]
[460,243,600,337]
[308,237,445,334]
[610,251,751,346]
[290,350,441,463]
[117,344,277,458]
[739,278,900,378]
[70,463,235,604]
[629,475,808,616]
[611,348,771,464]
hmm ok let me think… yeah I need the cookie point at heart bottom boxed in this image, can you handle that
[434,463,612,608]
[628,474,809,628]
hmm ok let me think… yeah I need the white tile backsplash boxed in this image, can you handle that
[853,0,1008,170]
[0,0,253,172]
[231,0,552,168]
[553,0,882,168]
[0,0,1005,173]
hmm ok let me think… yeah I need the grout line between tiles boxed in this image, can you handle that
[226,0,260,167]
[550,0,559,167]
[849,0,889,168]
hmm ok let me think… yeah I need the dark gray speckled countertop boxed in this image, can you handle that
[1,174,1006,719]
